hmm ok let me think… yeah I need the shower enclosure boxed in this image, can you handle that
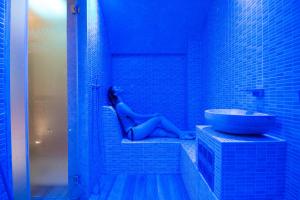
[28,0,68,198]
[8,0,100,198]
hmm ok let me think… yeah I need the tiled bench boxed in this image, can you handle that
[101,106,182,174]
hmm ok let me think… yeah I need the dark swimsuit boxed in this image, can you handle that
[115,102,137,141]
[127,128,134,141]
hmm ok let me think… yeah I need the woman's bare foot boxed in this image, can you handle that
[179,131,196,140]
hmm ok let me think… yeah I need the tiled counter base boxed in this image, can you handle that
[193,125,286,200]
[180,140,218,200]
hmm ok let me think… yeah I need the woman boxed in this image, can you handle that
[108,86,195,140]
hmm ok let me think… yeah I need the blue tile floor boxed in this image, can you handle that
[31,186,68,200]
[31,174,190,200]
[90,174,190,200]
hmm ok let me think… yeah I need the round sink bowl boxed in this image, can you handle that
[204,109,276,134]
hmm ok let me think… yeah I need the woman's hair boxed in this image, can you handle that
[107,86,119,107]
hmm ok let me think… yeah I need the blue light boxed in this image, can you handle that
[29,0,66,19]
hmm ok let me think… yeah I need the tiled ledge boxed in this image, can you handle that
[197,125,286,143]
[122,137,182,144]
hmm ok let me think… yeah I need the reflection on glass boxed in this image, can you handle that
[29,0,66,19]
[28,0,67,198]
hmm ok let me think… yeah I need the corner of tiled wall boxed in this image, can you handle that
[203,0,300,199]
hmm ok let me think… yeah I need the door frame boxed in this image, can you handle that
[10,0,30,199]
[67,0,80,199]
[10,0,76,199]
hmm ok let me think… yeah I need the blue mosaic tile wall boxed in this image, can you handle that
[0,0,11,199]
[72,0,111,198]
[103,0,208,130]
[89,0,111,194]
[202,0,300,199]
[102,0,206,54]
[112,54,188,129]
[187,35,207,129]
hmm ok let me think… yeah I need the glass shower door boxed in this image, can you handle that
[28,0,68,198]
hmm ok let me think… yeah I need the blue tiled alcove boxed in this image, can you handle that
[1,0,300,199]
[92,0,300,198]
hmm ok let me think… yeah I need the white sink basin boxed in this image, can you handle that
[204,109,276,134]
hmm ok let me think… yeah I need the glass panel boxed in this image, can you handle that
[10,0,30,198]
[28,0,67,198]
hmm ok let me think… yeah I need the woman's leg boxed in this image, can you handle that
[131,117,163,140]
[153,116,195,139]
[132,116,194,140]
[155,116,183,137]
[149,128,178,138]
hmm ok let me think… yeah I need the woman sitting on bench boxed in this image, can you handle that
[108,86,195,141]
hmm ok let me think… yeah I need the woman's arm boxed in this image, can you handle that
[118,103,160,120]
